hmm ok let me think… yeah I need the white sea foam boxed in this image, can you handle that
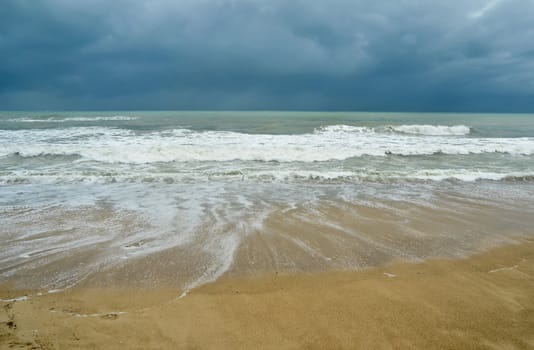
[0,295,29,302]
[1,125,533,163]
[398,170,534,182]
[317,124,471,136]
[5,116,136,123]
[388,124,471,136]
[1,169,533,185]
[315,125,377,134]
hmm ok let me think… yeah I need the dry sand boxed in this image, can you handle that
[1,238,534,349]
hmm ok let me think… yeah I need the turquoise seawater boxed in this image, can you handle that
[2,111,534,136]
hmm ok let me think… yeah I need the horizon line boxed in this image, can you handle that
[1,109,534,115]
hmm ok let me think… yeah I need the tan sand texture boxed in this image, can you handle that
[2,238,534,349]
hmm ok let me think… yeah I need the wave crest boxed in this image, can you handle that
[387,124,471,136]
[1,125,532,163]
[2,170,534,185]
[314,124,471,136]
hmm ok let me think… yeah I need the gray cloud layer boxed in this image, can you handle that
[1,0,533,111]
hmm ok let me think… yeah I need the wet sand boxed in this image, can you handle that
[2,238,534,349]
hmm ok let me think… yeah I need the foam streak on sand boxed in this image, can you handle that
[1,180,533,292]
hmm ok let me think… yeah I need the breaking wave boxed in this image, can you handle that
[1,125,532,163]
[317,124,471,136]
[386,124,471,136]
[2,169,534,185]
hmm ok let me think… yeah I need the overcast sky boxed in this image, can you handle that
[1,0,533,111]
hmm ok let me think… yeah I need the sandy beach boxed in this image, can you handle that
[2,238,533,349]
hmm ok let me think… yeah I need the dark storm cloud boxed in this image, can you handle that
[1,0,533,111]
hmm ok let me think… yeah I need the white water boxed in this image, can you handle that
[388,124,471,136]
[1,125,533,164]
[1,169,534,185]
[5,116,137,123]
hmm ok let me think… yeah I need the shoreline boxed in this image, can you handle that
[2,238,534,349]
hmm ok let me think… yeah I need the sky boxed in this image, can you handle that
[1,0,533,111]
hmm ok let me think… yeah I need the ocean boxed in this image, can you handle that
[1,111,534,292]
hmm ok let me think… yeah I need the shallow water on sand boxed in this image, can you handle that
[1,180,533,292]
